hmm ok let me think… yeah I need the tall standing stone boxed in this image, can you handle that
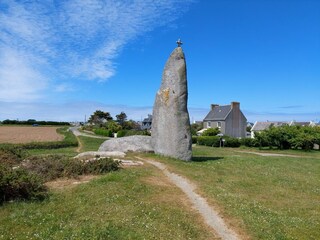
[151,46,192,161]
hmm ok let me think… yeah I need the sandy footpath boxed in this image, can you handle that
[136,157,240,240]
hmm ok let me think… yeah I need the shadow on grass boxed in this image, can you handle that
[191,156,223,162]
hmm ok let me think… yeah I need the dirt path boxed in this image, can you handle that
[69,127,109,139]
[136,157,240,240]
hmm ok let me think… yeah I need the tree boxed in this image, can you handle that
[191,123,203,135]
[88,110,113,124]
[202,127,220,136]
[116,112,127,126]
[105,120,122,133]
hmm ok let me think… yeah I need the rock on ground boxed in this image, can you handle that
[98,135,153,153]
[74,151,126,160]
[151,47,192,161]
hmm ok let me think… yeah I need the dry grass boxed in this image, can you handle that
[0,126,63,143]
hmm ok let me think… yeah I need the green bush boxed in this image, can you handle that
[192,136,198,144]
[197,136,220,147]
[202,127,220,136]
[0,165,48,204]
[224,137,241,148]
[85,158,121,174]
[240,138,258,147]
[117,130,127,138]
[22,155,121,182]
[117,130,150,138]
[94,128,112,137]
[0,145,26,167]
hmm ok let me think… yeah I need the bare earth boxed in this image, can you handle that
[0,126,63,143]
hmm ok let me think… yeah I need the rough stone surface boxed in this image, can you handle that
[74,151,126,160]
[98,135,153,153]
[151,47,192,161]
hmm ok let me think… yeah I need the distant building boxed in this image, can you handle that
[141,114,152,130]
[251,121,287,138]
[202,102,247,138]
[251,120,317,138]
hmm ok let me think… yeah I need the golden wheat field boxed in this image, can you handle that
[0,126,63,143]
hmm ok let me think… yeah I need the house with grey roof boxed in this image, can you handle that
[251,120,317,138]
[203,102,247,138]
[251,121,287,138]
[141,114,152,130]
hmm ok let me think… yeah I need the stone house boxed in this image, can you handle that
[251,120,317,138]
[203,102,247,138]
[141,114,152,130]
[250,121,287,138]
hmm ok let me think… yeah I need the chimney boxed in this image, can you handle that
[231,101,240,110]
[211,104,219,111]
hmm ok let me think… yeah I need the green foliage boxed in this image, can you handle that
[0,145,26,166]
[23,155,121,182]
[202,127,220,136]
[116,112,127,126]
[88,110,113,124]
[191,123,203,135]
[240,138,258,147]
[122,120,140,130]
[94,128,112,137]
[105,121,122,134]
[1,119,70,125]
[224,137,241,147]
[197,136,220,147]
[192,136,198,144]
[254,125,320,150]
[117,130,150,138]
[0,165,48,204]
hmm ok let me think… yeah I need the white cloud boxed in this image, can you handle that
[0,0,194,102]
[0,47,47,102]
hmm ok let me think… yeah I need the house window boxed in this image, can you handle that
[217,122,221,128]
[207,121,211,128]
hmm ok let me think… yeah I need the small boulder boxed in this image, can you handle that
[98,135,153,153]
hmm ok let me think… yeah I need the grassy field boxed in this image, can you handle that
[0,162,214,240]
[147,146,320,239]
[1,131,319,239]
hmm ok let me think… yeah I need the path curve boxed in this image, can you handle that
[69,127,109,139]
[136,157,240,240]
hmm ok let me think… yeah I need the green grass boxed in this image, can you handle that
[148,146,320,239]
[0,166,213,240]
[78,136,106,152]
[2,131,319,239]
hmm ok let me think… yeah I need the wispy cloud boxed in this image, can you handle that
[0,0,193,101]
[278,105,304,109]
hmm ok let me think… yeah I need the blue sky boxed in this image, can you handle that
[0,0,319,123]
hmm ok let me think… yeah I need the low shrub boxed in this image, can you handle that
[0,165,48,204]
[240,138,258,147]
[197,136,220,147]
[192,136,198,144]
[22,155,121,182]
[117,130,127,138]
[224,137,241,148]
[117,130,150,138]
[84,157,121,174]
[0,145,26,167]
[94,128,113,137]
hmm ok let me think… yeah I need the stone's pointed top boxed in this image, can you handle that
[176,38,183,47]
